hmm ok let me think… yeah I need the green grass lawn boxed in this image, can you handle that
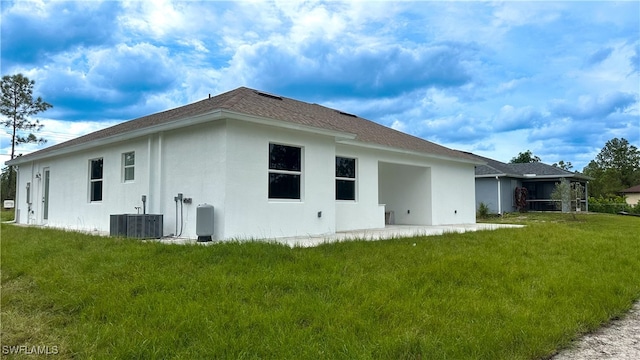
[2,213,639,359]
[1,209,15,222]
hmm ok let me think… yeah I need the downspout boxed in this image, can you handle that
[496,176,502,215]
[158,132,163,213]
[11,166,20,223]
[147,135,152,212]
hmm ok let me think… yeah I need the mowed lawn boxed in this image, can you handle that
[1,213,639,359]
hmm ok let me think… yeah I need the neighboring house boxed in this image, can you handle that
[465,153,592,214]
[620,185,640,206]
[6,87,482,240]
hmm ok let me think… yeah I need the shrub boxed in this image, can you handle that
[477,202,490,218]
[588,195,639,214]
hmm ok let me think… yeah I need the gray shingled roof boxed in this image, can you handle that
[620,184,640,194]
[510,162,578,176]
[464,152,592,180]
[8,87,477,165]
[461,152,520,177]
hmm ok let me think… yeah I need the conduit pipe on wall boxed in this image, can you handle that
[174,193,184,237]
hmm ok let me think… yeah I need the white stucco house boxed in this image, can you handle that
[6,87,481,240]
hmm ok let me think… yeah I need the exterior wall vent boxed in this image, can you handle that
[254,90,283,100]
[336,110,357,118]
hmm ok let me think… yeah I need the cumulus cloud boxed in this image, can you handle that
[419,114,490,143]
[89,43,177,92]
[496,77,529,93]
[0,1,120,66]
[223,37,475,101]
[28,43,180,121]
[492,105,543,132]
[1,0,637,171]
[549,92,637,120]
[586,47,614,66]
[629,41,640,75]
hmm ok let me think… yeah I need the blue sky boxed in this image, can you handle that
[1,0,638,170]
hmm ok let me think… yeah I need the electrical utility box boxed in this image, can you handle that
[196,204,214,242]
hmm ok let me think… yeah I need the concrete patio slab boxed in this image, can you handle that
[153,223,524,248]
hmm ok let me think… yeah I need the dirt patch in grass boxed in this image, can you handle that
[551,301,640,360]
[1,276,72,359]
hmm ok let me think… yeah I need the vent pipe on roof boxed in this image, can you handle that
[208,94,211,99]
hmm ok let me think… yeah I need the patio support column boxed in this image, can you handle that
[585,181,589,212]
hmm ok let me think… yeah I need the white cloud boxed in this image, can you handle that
[491,2,561,28]
[119,0,187,38]
[390,120,407,133]
[492,105,541,132]
[496,77,529,93]
[2,0,637,173]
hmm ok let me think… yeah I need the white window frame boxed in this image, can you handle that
[122,151,135,182]
[335,156,357,201]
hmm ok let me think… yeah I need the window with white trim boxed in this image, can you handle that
[123,151,135,182]
[336,157,356,200]
[89,158,103,202]
[269,143,301,199]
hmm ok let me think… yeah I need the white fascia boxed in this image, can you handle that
[476,174,509,178]
[7,109,357,165]
[336,139,485,166]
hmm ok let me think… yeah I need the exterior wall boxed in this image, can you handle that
[15,136,154,231]
[475,178,499,214]
[11,118,478,239]
[624,193,640,206]
[335,144,385,232]
[13,121,227,238]
[222,121,336,239]
[155,121,227,239]
[430,159,476,225]
[475,177,520,214]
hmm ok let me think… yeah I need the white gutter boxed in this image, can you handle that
[336,139,484,166]
[476,173,509,178]
[7,109,357,166]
